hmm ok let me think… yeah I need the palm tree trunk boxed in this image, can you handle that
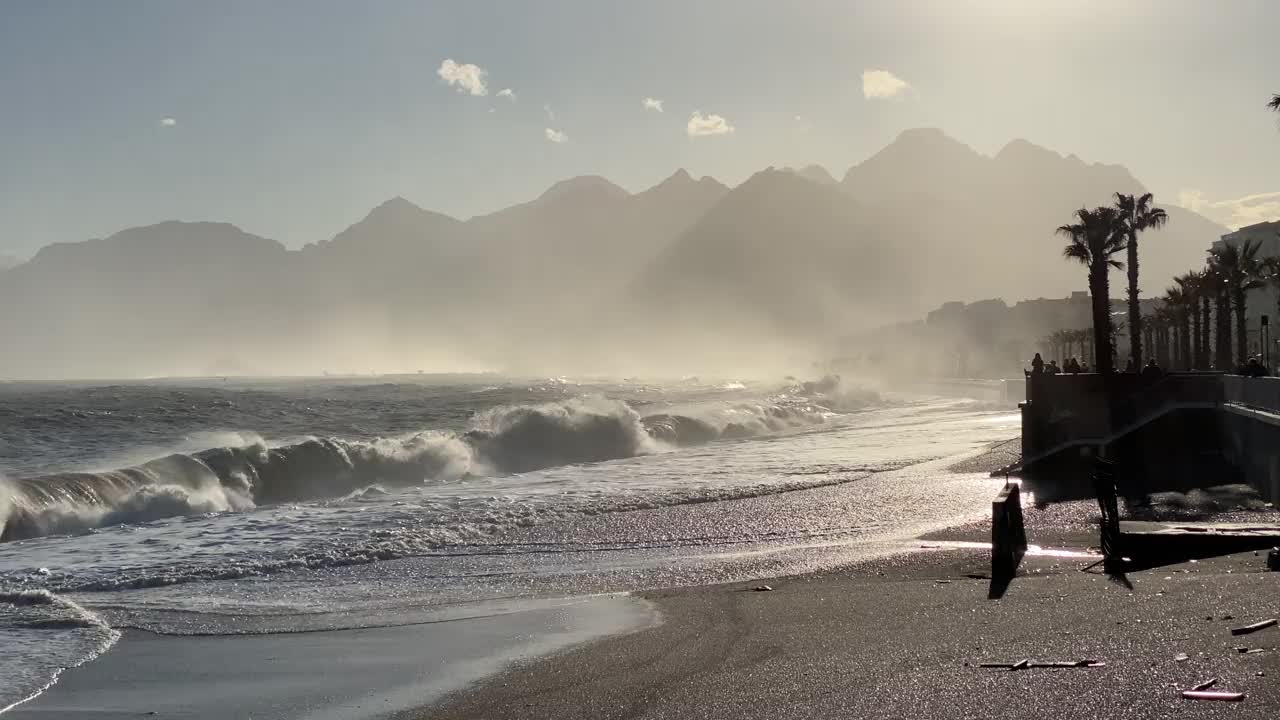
[1200,296,1212,369]
[1190,302,1202,369]
[1234,289,1248,367]
[1089,266,1114,374]
[1216,292,1232,369]
[1180,316,1193,369]
[1126,229,1142,367]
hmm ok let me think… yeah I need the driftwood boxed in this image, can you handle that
[1191,678,1217,691]
[1230,618,1278,636]
[1181,691,1245,702]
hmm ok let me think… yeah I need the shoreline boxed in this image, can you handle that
[4,594,655,720]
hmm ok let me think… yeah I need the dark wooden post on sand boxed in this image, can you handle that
[991,481,1027,581]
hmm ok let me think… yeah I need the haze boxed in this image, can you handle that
[1,0,1278,379]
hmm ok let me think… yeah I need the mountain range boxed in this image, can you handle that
[0,128,1229,379]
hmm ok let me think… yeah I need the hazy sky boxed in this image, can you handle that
[3,0,1279,257]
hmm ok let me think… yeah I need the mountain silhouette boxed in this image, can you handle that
[0,130,1230,378]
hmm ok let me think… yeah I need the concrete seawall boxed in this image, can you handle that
[1019,373,1280,502]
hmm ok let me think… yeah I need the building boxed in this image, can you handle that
[1212,220,1280,360]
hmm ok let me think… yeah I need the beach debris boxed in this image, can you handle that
[1230,619,1278,636]
[1267,548,1280,571]
[1174,653,1189,662]
[1181,690,1245,702]
[1192,678,1218,691]
[751,585,773,592]
[935,579,952,584]
[978,659,1102,670]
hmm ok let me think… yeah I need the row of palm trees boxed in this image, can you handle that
[1057,192,1277,374]
[1152,239,1277,371]
[1057,193,1166,375]
[1048,93,1280,374]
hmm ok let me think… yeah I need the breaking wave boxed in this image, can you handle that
[0,381,877,542]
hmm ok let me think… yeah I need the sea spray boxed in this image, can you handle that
[0,384,878,542]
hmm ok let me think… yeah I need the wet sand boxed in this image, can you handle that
[425,548,1280,719]
[7,595,654,720]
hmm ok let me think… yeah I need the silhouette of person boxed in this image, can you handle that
[1141,358,1163,380]
[1246,357,1270,378]
[1046,360,1060,375]
[1124,358,1136,373]
[1031,353,1045,375]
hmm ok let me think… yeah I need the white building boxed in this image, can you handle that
[1212,220,1280,359]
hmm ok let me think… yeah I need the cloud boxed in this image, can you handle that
[687,111,735,137]
[1178,188,1280,230]
[543,104,556,121]
[642,97,664,112]
[160,117,177,127]
[861,69,912,100]
[544,127,568,144]
[437,59,488,96]
[497,88,516,101]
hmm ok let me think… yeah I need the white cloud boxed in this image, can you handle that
[437,59,488,96]
[160,117,177,127]
[642,97,664,112]
[1178,188,1280,229]
[543,103,556,121]
[861,69,912,100]
[497,88,516,101]
[545,127,568,144]
[687,111,735,137]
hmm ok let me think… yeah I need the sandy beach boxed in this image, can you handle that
[426,545,1280,719]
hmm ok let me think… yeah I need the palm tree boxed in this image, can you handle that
[1151,306,1173,368]
[1141,316,1155,367]
[1198,269,1214,369]
[1114,193,1168,368]
[1269,94,1280,113]
[1152,304,1172,366]
[1206,262,1233,369]
[1164,285,1192,369]
[1176,272,1208,369]
[1059,206,1126,375]
[1210,238,1266,365]
[1042,329,1068,364]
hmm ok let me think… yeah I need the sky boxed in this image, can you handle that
[2,0,1279,257]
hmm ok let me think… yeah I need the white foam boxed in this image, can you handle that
[0,590,120,714]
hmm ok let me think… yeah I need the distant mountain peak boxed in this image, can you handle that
[374,195,421,212]
[537,175,630,203]
[995,138,1063,164]
[782,164,837,186]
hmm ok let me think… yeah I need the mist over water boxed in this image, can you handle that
[0,128,1228,382]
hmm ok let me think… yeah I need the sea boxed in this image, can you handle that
[0,375,1020,714]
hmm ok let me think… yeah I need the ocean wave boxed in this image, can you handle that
[0,381,878,542]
